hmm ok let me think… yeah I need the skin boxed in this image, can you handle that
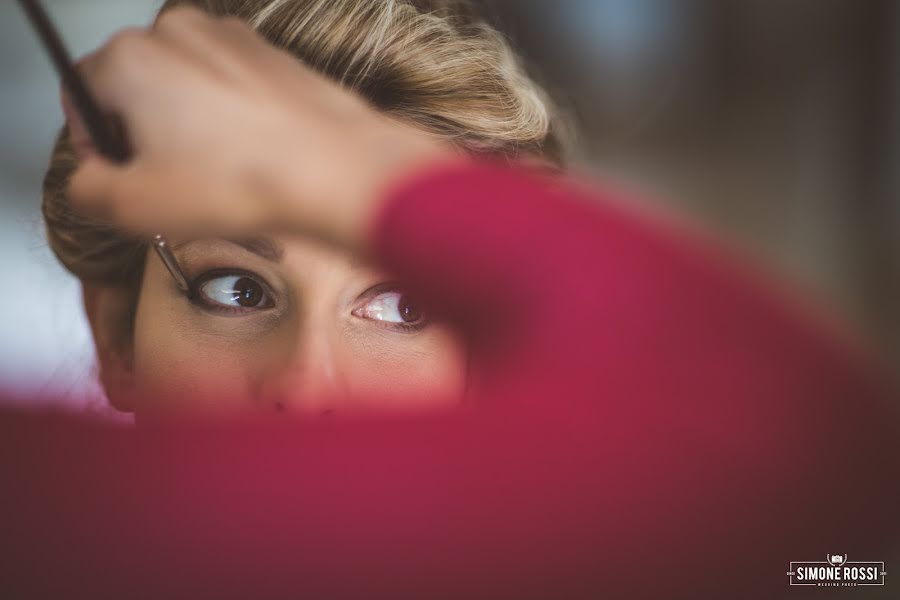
[128,235,466,418]
[65,7,469,419]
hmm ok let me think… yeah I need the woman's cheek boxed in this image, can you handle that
[342,324,467,411]
[132,264,272,415]
[131,315,259,416]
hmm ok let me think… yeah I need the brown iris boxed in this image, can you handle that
[398,294,422,323]
[233,276,264,307]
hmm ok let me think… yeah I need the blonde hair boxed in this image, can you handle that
[43,0,566,287]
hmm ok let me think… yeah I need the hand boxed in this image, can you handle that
[65,7,454,249]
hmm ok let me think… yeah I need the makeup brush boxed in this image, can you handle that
[17,0,192,297]
[17,0,130,162]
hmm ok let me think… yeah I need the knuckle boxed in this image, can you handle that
[155,5,208,32]
[67,174,104,215]
[66,171,88,205]
[106,29,148,56]
[100,30,158,75]
[220,16,250,32]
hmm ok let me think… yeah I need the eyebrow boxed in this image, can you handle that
[175,236,285,262]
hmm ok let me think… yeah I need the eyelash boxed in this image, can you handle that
[377,319,427,334]
[186,269,428,333]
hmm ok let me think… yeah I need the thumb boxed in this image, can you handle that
[67,157,160,232]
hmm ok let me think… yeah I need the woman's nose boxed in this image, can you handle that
[255,328,348,416]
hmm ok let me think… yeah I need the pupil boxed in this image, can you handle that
[398,295,421,323]
[235,277,263,307]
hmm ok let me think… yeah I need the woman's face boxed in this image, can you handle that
[126,234,467,419]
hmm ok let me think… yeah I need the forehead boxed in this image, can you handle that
[276,234,370,275]
[176,233,375,278]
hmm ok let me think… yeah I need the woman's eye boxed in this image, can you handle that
[353,291,424,325]
[196,274,274,311]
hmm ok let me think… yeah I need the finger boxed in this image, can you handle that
[67,157,164,232]
[152,5,214,55]
[153,8,269,82]
[68,158,210,236]
[67,155,127,219]
[74,29,160,116]
[155,5,321,88]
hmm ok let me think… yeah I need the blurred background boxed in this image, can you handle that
[0,0,898,415]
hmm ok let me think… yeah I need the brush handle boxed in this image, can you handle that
[17,0,131,162]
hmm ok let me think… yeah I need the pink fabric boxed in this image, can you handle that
[2,162,898,599]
